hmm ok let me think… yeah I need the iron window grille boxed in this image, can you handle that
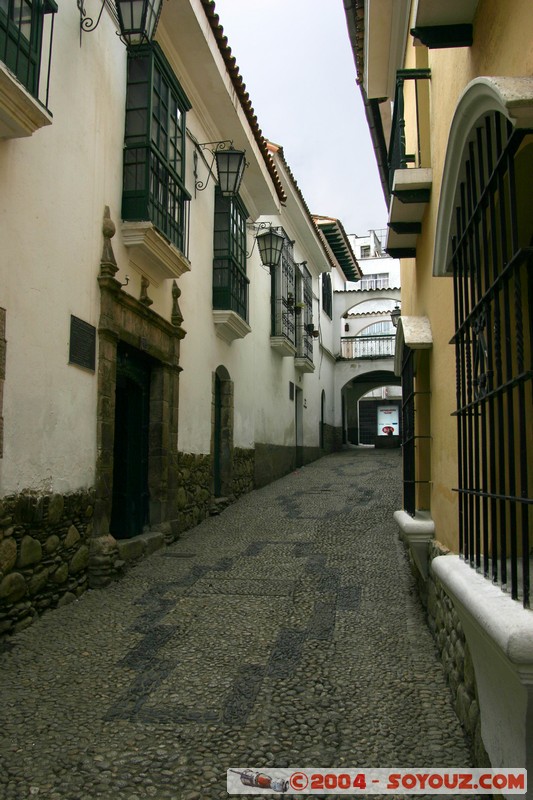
[122,43,191,255]
[271,230,296,344]
[0,0,56,107]
[321,272,332,318]
[295,263,313,363]
[401,346,416,516]
[450,112,532,607]
[212,188,249,321]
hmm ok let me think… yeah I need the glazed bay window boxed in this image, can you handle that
[0,0,55,98]
[0,0,56,136]
[122,44,191,254]
[212,188,249,321]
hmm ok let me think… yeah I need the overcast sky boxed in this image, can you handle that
[213,0,388,238]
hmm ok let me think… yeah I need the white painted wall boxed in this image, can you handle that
[0,0,367,503]
[0,1,126,494]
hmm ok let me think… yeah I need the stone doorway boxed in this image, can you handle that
[90,210,186,586]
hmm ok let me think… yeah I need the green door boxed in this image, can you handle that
[110,344,151,539]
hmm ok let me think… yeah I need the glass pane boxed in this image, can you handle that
[126,82,148,109]
[13,0,32,39]
[126,109,147,140]
[128,54,149,84]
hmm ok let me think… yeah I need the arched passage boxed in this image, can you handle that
[341,369,401,446]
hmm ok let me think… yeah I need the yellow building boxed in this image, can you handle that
[344,0,532,785]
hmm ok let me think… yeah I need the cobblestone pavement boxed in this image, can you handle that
[0,448,477,800]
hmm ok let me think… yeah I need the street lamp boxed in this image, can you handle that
[391,305,401,328]
[115,0,163,45]
[79,0,163,44]
[194,141,247,197]
[256,227,285,270]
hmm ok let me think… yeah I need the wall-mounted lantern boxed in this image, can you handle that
[193,141,247,197]
[391,305,401,328]
[247,223,284,270]
[78,0,163,45]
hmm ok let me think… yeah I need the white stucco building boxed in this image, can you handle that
[0,0,362,635]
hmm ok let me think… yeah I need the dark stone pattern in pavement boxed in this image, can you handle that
[0,449,477,800]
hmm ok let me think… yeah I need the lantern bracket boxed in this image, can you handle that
[193,140,247,198]
[78,0,163,47]
[78,0,106,45]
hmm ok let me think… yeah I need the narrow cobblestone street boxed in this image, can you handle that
[0,449,476,800]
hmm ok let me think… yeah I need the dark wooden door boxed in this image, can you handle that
[110,344,151,539]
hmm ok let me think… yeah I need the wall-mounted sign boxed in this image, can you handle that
[377,405,399,436]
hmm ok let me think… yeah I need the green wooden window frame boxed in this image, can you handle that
[0,0,56,100]
[122,43,192,253]
[212,188,249,321]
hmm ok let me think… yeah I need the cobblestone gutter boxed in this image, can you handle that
[0,489,94,637]
[404,538,491,767]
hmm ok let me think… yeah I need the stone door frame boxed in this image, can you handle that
[92,275,185,576]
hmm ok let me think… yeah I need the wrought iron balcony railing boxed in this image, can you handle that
[340,334,395,360]
[388,68,431,193]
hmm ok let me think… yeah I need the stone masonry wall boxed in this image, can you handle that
[176,453,212,534]
[410,540,491,768]
[231,448,255,499]
[0,489,94,637]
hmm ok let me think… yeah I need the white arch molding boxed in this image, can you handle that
[433,76,533,277]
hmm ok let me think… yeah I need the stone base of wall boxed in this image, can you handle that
[254,443,295,488]
[403,537,491,767]
[232,448,255,499]
[0,488,95,637]
[321,423,338,453]
[302,446,321,466]
[176,452,212,534]
[255,443,325,487]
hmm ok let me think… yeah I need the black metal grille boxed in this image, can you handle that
[450,114,533,607]
[401,346,416,516]
[321,272,332,318]
[295,264,313,363]
[271,234,296,343]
